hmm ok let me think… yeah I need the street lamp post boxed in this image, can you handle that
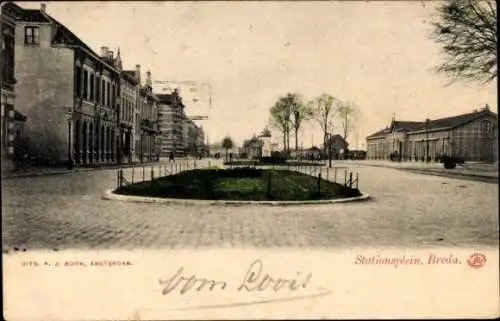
[425,118,430,163]
[65,109,74,170]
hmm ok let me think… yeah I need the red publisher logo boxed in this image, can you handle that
[467,253,486,269]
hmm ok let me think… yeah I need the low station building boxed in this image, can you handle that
[366,106,498,163]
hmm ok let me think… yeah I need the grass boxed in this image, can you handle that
[115,168,361,201]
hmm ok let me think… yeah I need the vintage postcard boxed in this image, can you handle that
[1,0,498,319]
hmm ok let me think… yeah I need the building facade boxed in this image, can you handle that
[136,70,160,162]
[115,53,140,164]
[366,107,498,163]
[184,118,205,157]
[7,2,121,166]
[1,2,25,172]
[156,90,185,157]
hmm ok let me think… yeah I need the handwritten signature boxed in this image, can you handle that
[159,259,312,295]
[158,259,330,310]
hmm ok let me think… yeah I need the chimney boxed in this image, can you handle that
[146,70,152,87]
[100,46,109,58]
[135,64,141,80]
[107,51,114,61]
[484,104,490,111]
[40,3,46,12]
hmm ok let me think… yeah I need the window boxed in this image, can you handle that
[101,80,106,106]
[95,75,100,102]
[24,26,40,45]
[2,35,14,83]
[89,74,94,101]
[75,66,82,97]
[111,84,115,108]
[107,82,111,107]
[480,120,491,136]
[83,70,88,99]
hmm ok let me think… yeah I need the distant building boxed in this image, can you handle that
[259,130,272,157]
[366,107,498,162]
[241,136,263,159]
[156,89,185,157]
[184,118,204,156]
[324,134,349,159]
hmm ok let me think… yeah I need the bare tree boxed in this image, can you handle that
[289,95,309,156]
[431,0,497,83]
[308,94,339,154]
[336,100,360,144]
[269,93,300,154]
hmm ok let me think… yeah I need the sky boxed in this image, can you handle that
[18,1,497,148]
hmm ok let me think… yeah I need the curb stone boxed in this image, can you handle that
[1,161,177,180]
[350,163,498,179]
[101,189,371,206]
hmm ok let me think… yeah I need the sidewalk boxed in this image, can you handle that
[338,160,499,180]
[1,159,187,180]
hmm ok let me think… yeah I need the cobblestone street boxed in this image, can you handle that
[2,159,498,252]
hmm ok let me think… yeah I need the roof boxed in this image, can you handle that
[156,94,175,104]
[124,70,136,78]
[5,2,114,67]
[50,19,98,57]
[121,70,138,84]
[2,3,50,22]
[13,110,27,122]
[392,121,424,132]
[424,109,496,131]
[366,108,497,139]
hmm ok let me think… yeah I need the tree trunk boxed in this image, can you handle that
[323,132,328,156]
[295,128,299,159]
[283,132,287,154]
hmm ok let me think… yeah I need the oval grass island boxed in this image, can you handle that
[105,167,369,206]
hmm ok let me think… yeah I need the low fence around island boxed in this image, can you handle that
[115,160,359,191]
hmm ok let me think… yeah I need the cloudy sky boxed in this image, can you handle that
[20,1,497,148]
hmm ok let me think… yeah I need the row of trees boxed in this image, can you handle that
[269,93,360,154]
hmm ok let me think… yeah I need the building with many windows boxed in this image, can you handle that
[6,2,121,166]
[114,51,140,164]
[183,118,205,157]
[136,70,160,162]
[156,89,185,157]
[1,2,26,172]
[366,106,498,163]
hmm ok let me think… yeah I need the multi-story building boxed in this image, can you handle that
[114,51,140,164]
[156,89,185,157]
[136,70,160,162]
[181,113,189,154]
[366,106,498,163]
[6,2,120,166]
[184,118,205,156]
[1,2,27,172]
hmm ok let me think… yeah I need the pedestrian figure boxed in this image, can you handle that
[169,151,175,162]
[12,141,28,173]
